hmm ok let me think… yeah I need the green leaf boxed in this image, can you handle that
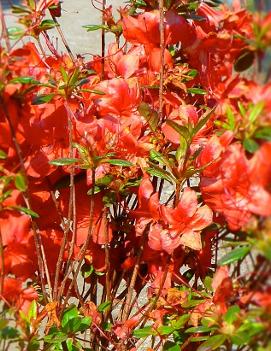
[87,186,101,195]
[165,120,191,142]
[0,326,20,339]
[0,320,8,330]
[191,336,209,342]
[133,326,155,338]
[83,24,109,31]
[254,127,271,141]
[176,136,188,163]
[39,19,59,30]
[68,68,80,88]
[7,26,24,40]
[232,321,264,346]
[238,101,246,117]
[102,192,116,206]
[28,300,37,321]
[218,246,251,266]
[81,263,94,278]
[10,76,40,85]
[185,326,217,334]
[60,67,69,82]
[0,150,7,159]
[63,317,85,333]
[61,306,79,328]
[13,206,39,218]
[138,102,159,132]
[193,108,214,135]
[11,4,32,14]
[98,301,111,313]
[32,94,54,105]
[134,0,147,6]
[187,88,207,95]
[49,158,81,166]
[157,325,175,335]
[105,159,133,167]
[146,166,175,184]
[95,270,105,276]
[28,336,40,351]
[90,89,106,95]
[182,299,206,308]
[0,190,12,203]
[81,88,106,95]
[163,341,181,351]
[234,50,255,72]
[72,143,89,159]
[121,178,142,192]
[150,150,171,168]
[187,69,198,77]
[203,276,213,292]
[96,175,113,186]
[248,101,265,123]
[224,305,240,324]
[225,105,235,130]
[172,314,190,329]
[77,317,91,332]
[44,332,67,344]
[15,173,27,192]
[243,138,259,153]
[197,335,227,351]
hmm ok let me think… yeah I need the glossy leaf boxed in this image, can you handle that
[254,127,271,141]
[10,76,40,85]
[165,120,191,142]
[39,19,58,30]
[0,150,7,159]
[146,166,175,184]
[187,88,207,95]
[243,138,259,153]
[98,301,111,313]
[157,325,175,335]
[218,246,251,266]
[197,335,227,351]
[185,326,217,334]
[193,108,215,135]
[133,326,155,338]
[138,102,159,132]
[15,173,27,192]
[163,341,181,351]
[32,94,55,105]
[224,305,240,324]
[12,206,39,218]
[83,24,109,31]
[105,159,133,167]
[248,101,265,123]
[49,158,81,166]
[61,306,79,328]
[7,26,24,40]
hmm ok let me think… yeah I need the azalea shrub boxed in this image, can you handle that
[0,0,271,350]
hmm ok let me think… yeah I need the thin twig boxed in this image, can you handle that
[121,222,151,322]
[53,105,75,300]
[50,16,75,62]
[60,169,96,309]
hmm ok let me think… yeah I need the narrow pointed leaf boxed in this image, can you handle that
[49,158,81,166]
[218,246,251,266]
